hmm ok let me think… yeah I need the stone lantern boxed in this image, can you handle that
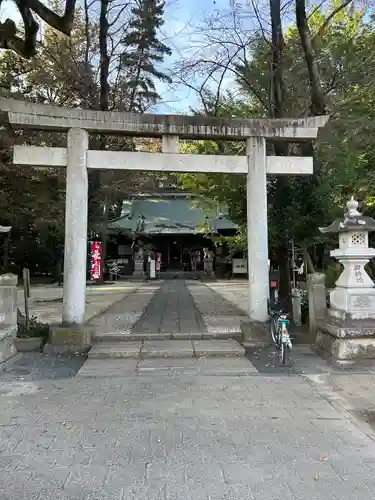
[317,197,375,359]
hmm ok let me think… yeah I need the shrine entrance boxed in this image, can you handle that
[0,98,328,325]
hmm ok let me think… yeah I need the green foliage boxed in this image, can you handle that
[300,289,309,324]
[211,231,248,257]
[325,263,341,289]
[18,315,51,340]
[178,6,375,258]
[0,1,171,278]
[120,0,172,111]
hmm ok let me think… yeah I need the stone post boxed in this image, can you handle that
[291,288,302,327]
[0,273,18,363]
[307,273,326,335]
[246,137,269,322]
[62,128,89,324]
[162,135,180,153]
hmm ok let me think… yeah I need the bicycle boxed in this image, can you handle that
[270,308,292,365]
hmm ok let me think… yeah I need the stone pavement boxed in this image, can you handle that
[89,282,162,337]
[2,359,375,499]
[303,372,375,442]
[187,281,247,334]
[132,281,205,335]
[2,279,375,499]
[89,280,245,357]
[17,283,150,325]
[199,280,248,315]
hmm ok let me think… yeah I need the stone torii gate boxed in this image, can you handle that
[0,98,328,326]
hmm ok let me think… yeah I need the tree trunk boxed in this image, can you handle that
[295,0,326,116]
[304,247,315,273]
[269,0,291,305]
[270,0,285,119]
[276,244,290,308]
[88,0,110,281]
[99,0,109,112]
[2,232,10,272]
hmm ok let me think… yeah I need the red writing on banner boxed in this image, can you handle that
[91,241,102,281]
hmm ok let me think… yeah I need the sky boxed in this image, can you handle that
[0,0,252,113]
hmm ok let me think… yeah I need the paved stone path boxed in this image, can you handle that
[187,281,247,334]
[89,282,162,336]
[18,283,143,325]
[0,353,86,381]
[132,281,206,335]
[200,280,249,315]
[2,361,375,499]
[3,281,375,499]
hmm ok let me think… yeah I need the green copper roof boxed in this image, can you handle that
[109,195,236,235]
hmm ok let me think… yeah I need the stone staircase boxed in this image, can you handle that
[88,337,245,359]
[85,280,247,360]
[158,270,206,279]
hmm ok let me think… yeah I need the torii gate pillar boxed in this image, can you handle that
[247,137,269,322]
[63,128,89,324]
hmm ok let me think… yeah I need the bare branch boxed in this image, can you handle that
[0,0,76,58]
[27,0,76,34]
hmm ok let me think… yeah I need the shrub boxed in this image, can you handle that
[17,315,50,341]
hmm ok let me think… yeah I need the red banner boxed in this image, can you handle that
[156,252,161,272]
[90,241,102,281]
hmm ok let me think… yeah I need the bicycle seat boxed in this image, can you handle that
[278,313,289,320]
[271,309,287,315]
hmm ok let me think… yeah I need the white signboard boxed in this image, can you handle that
[149,260,156,279]
[232,258,247,275]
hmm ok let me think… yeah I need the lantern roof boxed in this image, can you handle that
[319,197,375,234]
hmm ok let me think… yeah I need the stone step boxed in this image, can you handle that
[93,331,242,342]
[88,339,245,359]
[77,357,257,377]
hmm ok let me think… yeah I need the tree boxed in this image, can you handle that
[0,0,76,58]
[119,0,172,112]
[176,1,375,299]
[0,0,173,279]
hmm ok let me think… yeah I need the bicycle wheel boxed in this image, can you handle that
[270,316,278,344]
[280,342,288,365]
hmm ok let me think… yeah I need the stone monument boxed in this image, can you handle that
[133,245,144,278]
[203,248,214,278]
[316,197,375,359]
[0,273,18,363]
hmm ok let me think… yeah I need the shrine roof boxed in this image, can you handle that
[108,194,236,235]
